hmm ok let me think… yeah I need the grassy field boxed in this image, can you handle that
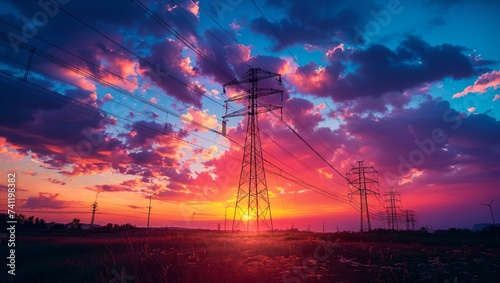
[0,230,499,283]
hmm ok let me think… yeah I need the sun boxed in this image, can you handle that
[243,213,250,221]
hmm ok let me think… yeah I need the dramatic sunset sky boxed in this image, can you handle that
[0,0,499,231]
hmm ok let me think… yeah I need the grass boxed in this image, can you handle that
[0,230,498,282]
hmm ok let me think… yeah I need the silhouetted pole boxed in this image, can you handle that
[482,200,498,238]
[90,192,100,229]
[147,192,157,233]
[224,205,230,231]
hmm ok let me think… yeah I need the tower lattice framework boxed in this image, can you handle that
[384,186,401,230]
[347,161,379,232]
[222,68,283,233]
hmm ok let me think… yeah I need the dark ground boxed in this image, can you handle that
[0,229,499,283]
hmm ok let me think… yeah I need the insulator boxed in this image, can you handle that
[222,120,227,136]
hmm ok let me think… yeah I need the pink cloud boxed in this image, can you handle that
[326,43,344,57]
[47,177,67,185]
[289,63,331,95]
[22,192,81,209]
[100,58,139,92]
[167,4,177,12]
[181,107,218,132]
[453,70,500,98]
[187,1,199,16]
[229,18,242,33]
[59,68,97,94]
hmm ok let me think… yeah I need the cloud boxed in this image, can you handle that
[47,177,67,186]
[229,18,243,34]
[128,205,144,209]
[340,98,500,187]
[0,77,127,175]
[0,184,28,192]
[250,0,378,51]
[181,107,218,132]
[138,38,203,108]
[289,36,477,110]
[453,70,500,98]
[87,183,134,193]
[22,192,81,209]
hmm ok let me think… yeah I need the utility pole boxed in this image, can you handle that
[146,192,157,233]
[224,205,230,231]
[90,192,100,229]
[481,200,498,238]
[347,161,379,232]
[223,68,283,234]
[384,186,401,230]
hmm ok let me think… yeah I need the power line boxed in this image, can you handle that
[250,0,360,167]
[265,164,358,208]
[250,0,393,221]
[0,32,227,138]
[50,5,223,106]
[169,0,252,70]
[0,19,227,122]
[0,71,238,163]
[191,0,355,170]
[273,111,350,183]
[130,0,243,86]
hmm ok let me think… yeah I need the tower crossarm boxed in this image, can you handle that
[223,68,281,89]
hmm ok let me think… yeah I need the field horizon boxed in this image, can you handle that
[1,228,498,283]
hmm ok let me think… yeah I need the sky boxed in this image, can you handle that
[0,0,499,231]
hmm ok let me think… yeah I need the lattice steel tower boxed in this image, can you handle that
[222,68,283,233]
[347,161,379,232]
[384,186,401,230]
[403,210,416,231]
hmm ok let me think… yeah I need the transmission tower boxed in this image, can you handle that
[90,192,100,229]
[347,161,379,232]
[384,186,401,230]
[403,210,416,231]
[146,192,157,233]
[222,67,283,233]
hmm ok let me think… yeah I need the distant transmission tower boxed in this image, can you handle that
[222,67,283,233]
[347,161,379,232]
[90,192,100,229]
[384,186,401,230]
[403,210,416,231]
[146,192,157,233]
